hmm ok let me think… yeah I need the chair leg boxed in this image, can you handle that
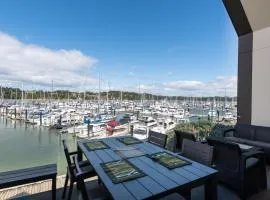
[52,176,56,200]
[178,189,191,200]
[78,180,89,200]
[67,181,74,200]
[240,193,246,200]
[62,173,69,199]
[204,176,218,200]
[239,186,246,200]
[260,162,267,190]
[98,176,101,185]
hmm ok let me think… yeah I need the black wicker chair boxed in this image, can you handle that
[72,155,111,200]
[207,137,267,199]
[148,130,167,148]
[174,130,196,152]
[72,155,90,200]
[62,140,97,200]
[181,139,214,166]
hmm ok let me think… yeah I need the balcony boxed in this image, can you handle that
[1,171,269,200]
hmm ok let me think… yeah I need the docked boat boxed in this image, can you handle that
[223,112,235,121]
[138,116,157,128]
[208,110,216,117]
[76,122,106,138]
[151,118,176,134]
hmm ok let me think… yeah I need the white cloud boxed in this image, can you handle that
[163,81,205,91]
[164,87,175,91]
[162,76,237,96]
[138,84,155,90]
[104,75,237,96]
[0,32,98,87]
[126,76,236,96]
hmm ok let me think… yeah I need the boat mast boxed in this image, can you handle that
[51,80,54,102]
[224,87,227,109]
[138,82,142,104]
[98,73,101,113]
[21,83,24,107]
[31,82,34,102]
[0,85,3,103]
[107,81,109,104]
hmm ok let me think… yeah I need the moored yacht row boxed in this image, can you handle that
[0,99,237,140]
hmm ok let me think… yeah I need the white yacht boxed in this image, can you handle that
[75,122,106,138]
[223,112,235,121]
[151,118,176,134]
[208,110,216,117]
[138,116,157,128]
[173,109,185,119]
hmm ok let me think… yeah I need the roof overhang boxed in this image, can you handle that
[222,0,270,36]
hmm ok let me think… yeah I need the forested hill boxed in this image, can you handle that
[0,86,236,101]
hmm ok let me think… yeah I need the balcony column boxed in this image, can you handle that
[222,0,270,126]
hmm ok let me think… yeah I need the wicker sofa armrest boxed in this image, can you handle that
[242,150,265,160]
[223,128,236,137]
[241,150,266,175]
[241,150,265,171]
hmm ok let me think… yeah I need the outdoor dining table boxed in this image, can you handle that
[77,136,218,200]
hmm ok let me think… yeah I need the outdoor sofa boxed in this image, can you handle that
[223,124,270,160]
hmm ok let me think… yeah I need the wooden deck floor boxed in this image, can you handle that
[0,175,66,199]
[0,175,110,200]
[1,167,270,200]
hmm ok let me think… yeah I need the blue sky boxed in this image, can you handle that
[0,0,238,96]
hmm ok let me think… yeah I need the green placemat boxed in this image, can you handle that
[117,137,142,145]
[149,152,191,169]
[83,140,109,151]
[101,160,145,184]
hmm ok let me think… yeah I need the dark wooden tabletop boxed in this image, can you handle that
[77,136,218,200]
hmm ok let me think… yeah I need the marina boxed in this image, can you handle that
[0,98,237,175]
[1,0,270,199]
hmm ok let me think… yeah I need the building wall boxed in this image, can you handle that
[222,0,270,126]
[251,27,270,126]
[238,33,252,124]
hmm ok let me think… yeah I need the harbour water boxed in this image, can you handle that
[0,117,77,175]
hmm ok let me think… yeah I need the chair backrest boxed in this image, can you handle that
[235,124,255,140]
[72,155,82,176]
[72,155,90,200]
[148,130,167,148]
[207,137,241,171]
[174,130,196,150]
[254,125,270,142]
[62,140,72,168]
[209,123,234,138]
[182,139,213,166]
